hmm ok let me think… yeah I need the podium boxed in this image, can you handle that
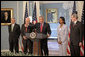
[26,32,47,56]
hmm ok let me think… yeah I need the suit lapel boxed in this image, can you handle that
[39,23,41,32]
[42,22,45,32]
[9,25,11,32]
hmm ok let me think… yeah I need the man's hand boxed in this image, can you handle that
[23,36,27,40]
[79,42,82,46]
[47,34,50,37]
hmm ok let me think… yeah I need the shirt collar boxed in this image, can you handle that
[74,20,77,24]
[12,23,15,26]
[40,22,44,26]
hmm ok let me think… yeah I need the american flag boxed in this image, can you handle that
[32,2,37,24]
[81,2,84,25]
[80,2,84,56]
[21,2,28,52]
[72,1,77,14]
[67,1,76,56]
[67,26,71,56]
[24,2,28,24]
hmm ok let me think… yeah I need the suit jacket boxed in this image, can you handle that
[57,24,68,44]
[35,22,51,36]
[21,23,34,38]
[70,21,83,46]
[8,23,20,40]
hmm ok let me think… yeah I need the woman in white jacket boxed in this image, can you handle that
[57,17,68,56]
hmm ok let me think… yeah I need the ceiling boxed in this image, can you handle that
[39,1,71,4]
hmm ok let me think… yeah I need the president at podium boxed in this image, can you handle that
[35,16,51,56]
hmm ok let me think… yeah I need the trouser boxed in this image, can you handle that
[23,39,33,54]
[40,38,49,56]
[59,43,67,56]
[9,38,19,53]
[70,42,80,56]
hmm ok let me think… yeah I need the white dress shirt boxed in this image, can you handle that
[11,24,15,32]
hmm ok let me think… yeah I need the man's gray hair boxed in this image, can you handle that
[39,16,44,19]
[25,17,30,21]
[72,13,78,19]
[11,17,15,20]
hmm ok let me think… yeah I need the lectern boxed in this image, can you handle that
[26,32,47,56]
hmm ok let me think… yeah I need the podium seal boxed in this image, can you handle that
[30,32,36,39]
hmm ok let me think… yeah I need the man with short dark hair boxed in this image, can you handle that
[70,13,83,56]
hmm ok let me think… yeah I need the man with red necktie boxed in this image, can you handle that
[35,16,51,56]
[21,17,34,54]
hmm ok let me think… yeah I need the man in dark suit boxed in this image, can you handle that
[35,16,51,56]
[8,18,20,53]
[70,13,83,56]
[21,17,34,54]
[1,12,11,23]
